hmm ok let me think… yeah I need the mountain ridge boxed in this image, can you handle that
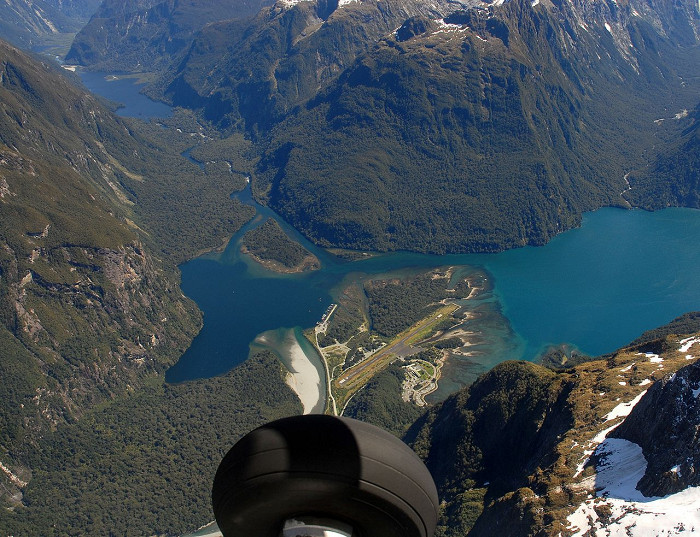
[65,0,277,72]
[407,323,700,536]
[0,0,101,53]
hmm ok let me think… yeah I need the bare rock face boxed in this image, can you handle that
[612,360,700,497]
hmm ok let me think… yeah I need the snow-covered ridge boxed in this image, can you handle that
[568,439,700,536]
[277,0,305,7]
[277,0,359,8]
[568,345,700,536]
[573,390,648,477]
[436,19,470,33]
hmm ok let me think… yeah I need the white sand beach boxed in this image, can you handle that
[283,333,323,414]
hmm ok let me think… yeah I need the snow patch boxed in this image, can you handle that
[620,363,636,372]
[679,336,700,354]
[637,351,662,363]
[338,0,359,6]
[639,379,652,386]
[573,391,648,477]
[531,0,539,5]
[568,438,700,536]
[605,22,613,33]
[438,20,462,30]
[604,390,647,422]
[435,19,470,36]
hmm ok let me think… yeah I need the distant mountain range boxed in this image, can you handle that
[66,0,700,254]
[0,0,101,52]
[65,0,277,72]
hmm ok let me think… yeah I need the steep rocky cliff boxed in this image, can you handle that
[612,357,700,497]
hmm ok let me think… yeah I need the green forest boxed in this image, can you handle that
[0,352,301,536]
[241,218,320,272]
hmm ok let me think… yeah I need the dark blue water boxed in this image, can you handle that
[73,71,700,394]
[77,71,173,119]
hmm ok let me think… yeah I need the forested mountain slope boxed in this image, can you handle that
[0,0,100,52]
[0,35,198,468]
[0,39,257,508]
[65,0,276,72]
[626,103,700,209]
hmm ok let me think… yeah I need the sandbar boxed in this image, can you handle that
[283,333,323,414]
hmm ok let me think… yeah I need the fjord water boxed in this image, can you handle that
[77,73,700,395]
[169,200,700,395]
[477,207,700,359]
[77,70,173,119]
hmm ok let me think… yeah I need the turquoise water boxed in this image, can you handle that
[476,207,700,359]
[75,70,700,397]
[167,182,700,399]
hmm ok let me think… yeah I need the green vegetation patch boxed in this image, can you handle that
[0,351,301,536]
[343,364,422,437]
[365,271,465,338]
[241,218,320,273]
